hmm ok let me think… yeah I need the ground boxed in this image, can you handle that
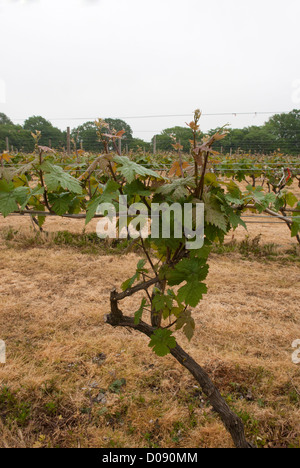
[0,212,299,448]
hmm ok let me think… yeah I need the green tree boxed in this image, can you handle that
[128,137,151,152]
[71,121,98,152]
[72,118,133,152]
[242,126,277,153]
[211,126,277,154]
[104,118,133,148]
[0,114,34,152]
[0,113,13,126]
[23,116,64,149]
[264,109,300,154]
[154,126,197,153]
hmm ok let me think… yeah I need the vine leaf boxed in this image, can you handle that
[114,156,163,183]
[175,310,195,341]
[291,216,300,237]
[148,329,176,357]
[48,192,76,216]
[203,192,228,232]
[85,180,120,224]
[43,163,82,194]
[155,177,195,200]
[0,181,28,217]
[166,258,209,307]
[20,186,45,211]
[284,192,298,208]
[124,179,152,197]
[177,281,207,308]
[134,298,147,325]
[121,259,148,291]
[169,160,190,177]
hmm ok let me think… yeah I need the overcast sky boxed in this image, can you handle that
[0,0,300,141]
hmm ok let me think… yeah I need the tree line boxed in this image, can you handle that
[0,110,300,154]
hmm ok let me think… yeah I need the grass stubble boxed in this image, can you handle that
[0,216,299,449]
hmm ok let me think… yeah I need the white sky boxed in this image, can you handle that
[0,0,300,141]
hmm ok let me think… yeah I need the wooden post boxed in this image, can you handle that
[126,144,128,155]
[118,138,122,155]
[67,127,71,155]
[80,140,83,150]
[5,137,9,152]
[153,135,156,155]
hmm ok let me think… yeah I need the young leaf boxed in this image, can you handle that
[121,259,148,291]
[134,298,147,325]
[175,310,195,341]
[0,186,28,217]
[291,216,300,237]
[20,186,45,211]
[86,195,103,225]
[148,329,176,357]
[166,258,209,307]
[43,163,82,194]
[114,156,163,183]
[48,193,75,216]
[203,193,228,232]
[85,180,120,224]
[177,281,207,308]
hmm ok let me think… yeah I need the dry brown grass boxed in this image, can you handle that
[0,216,299,448]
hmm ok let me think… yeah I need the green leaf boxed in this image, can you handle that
[0,186,28,217]
[152,294,166,313]
[85,180,120,225]
[43,164,82,194]
[228,210,247,230]
[114,156,162,183]
[124,179,152,197]
[175,310,195,341]
[121,273,139,291]
[86,196,102,225]
[177,281,207,308]
[203,193,228,232]
[134,298,147,325]
[285,192,298,208]
[0,180,14,192]
[137,259,147,271]
[48,193,75,216]
[291,216,300,237]
[121,259,148,291]
[0,191,19,217]
[167,258,209,286]
[246,186,276,211]
[109,378,126,393]
[20,186,44,211]
[167,258,209,307]
[100,180,121,203]
[149,329,176,357]
[156,177,195,200]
